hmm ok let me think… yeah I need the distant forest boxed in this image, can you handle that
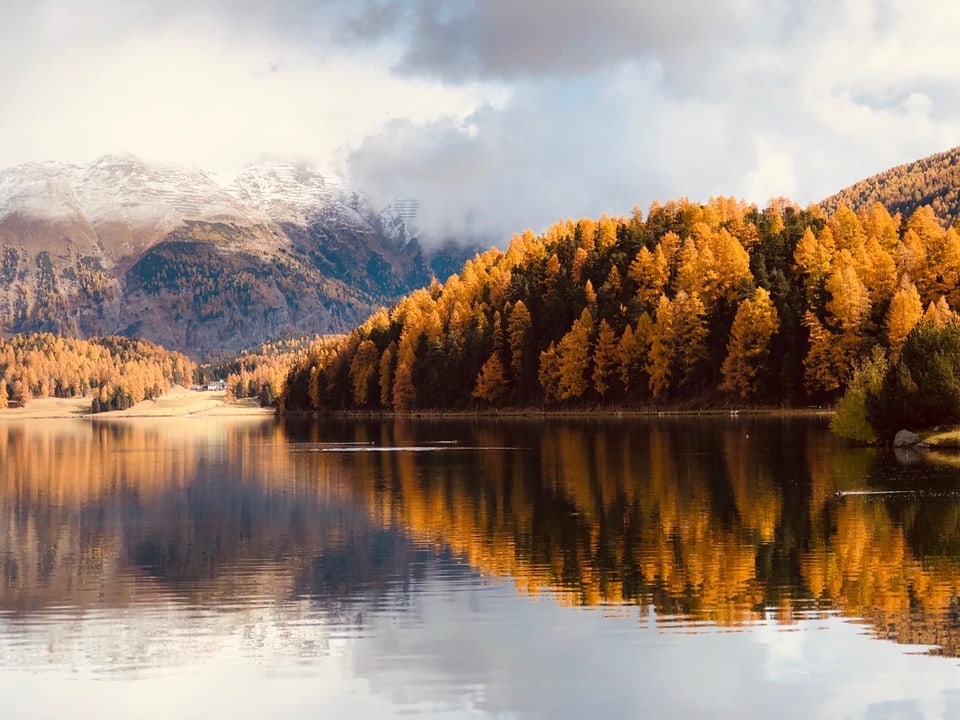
[281,197,960,412]
[822,146,960,228]
[0,334,195,412]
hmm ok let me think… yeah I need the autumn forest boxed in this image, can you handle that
[3,189,960,421]
[279,198,960,415]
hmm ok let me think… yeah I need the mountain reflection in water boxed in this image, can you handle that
[2,415,960,715]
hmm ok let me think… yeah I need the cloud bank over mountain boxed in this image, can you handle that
[2,0,959,244]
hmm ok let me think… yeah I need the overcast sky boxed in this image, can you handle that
[3,0,960,243]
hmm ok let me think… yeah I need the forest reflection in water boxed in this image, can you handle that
[2,413,960,678]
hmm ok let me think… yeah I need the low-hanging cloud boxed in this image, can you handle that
[2,0,960,250]
[342,0,960,245]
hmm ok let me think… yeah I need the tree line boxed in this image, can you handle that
[821,145,960,229]
[202,334,344,408]
[0,333,195,412]
[281,197,960,413]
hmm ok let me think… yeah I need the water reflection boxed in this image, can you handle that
[277,416,960,652]
[2,415,960,682]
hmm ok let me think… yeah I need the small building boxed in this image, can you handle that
[206,379,226,392]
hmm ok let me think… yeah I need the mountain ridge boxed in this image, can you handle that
[820,145,960,227]
[0,154,474,359]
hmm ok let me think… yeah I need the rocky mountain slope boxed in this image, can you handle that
[0,155,472,359]
[821,146,960,227]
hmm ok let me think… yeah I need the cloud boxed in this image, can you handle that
[2,0,960,248]
[0,0,491,176]
[341,0,760,85]
[342,0,960,244]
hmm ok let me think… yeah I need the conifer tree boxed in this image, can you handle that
[473,353,509,406]
[886,276,923,360]
[720,288,780,399]
[592,319,619,402]
[557,308,594,400]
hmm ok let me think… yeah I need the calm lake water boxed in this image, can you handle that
[2,415,960,718]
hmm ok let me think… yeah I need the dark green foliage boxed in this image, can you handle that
[259,382,276,407]
[865,322,960,442]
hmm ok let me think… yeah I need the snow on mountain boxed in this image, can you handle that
[74,154,256,228]
[0,154,406,237]
[227,160,341,224]
[0,161,86,222]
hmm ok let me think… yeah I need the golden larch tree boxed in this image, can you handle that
[671,290,709,388]
[720,288,780,399]
[923,296,956,326]
[350,340,380,406]
[885,276,923,361]
[592,319,619,402]
[473,353,509,406]
[802,311,841,394]
[556,308,594,400]
[628,246,669,309]
[646,295,675,399]
[538,343,561,403]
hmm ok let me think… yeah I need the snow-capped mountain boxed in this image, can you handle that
[0,155,470,359]
[0,154,404,236]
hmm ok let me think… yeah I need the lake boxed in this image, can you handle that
[2,414,960,718]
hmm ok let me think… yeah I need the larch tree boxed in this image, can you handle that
[824,257,871,383]
[592,319,619,403]
[628,246,668,309]
[857,236,897,311]
[507,300,532,387]
[923,296,956,326]
[392,357,416,411]
[802,311,841,395]
[863,202,900,252]
[720,288,780,399]
[646,295,675,400]
[886,276,923,361]
[473,353,509,406]
[350,340,380,406]
[794,227,833,308]
[11,379,30,408]
[896,230,927,292]
[828,205,867,253]
[619,312,652,396]
[538,343,562,404]
[378,342,396,407]
[556,308,594,401]
[671,290,709,390]
[584,279,597,310]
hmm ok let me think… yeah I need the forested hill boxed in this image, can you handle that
[0,333,195,412]
[821,146,960,228]
[281,197,960,413]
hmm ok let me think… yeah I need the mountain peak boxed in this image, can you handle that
[0,153,476,359]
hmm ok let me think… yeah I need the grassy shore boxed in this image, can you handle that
[0,386,274,420]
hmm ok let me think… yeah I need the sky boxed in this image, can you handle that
[2,0,960,245]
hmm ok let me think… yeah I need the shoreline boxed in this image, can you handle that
[280,405,836,420]
[0,387,274,420]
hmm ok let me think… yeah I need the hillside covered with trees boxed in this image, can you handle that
[202,334,345,408]
[0,333,195,412]
[822,146,960,228]
[281,197,960,413]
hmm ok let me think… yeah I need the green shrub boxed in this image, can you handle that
[831,346,888,444]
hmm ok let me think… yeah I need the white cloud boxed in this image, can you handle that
[1,0,960,244]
